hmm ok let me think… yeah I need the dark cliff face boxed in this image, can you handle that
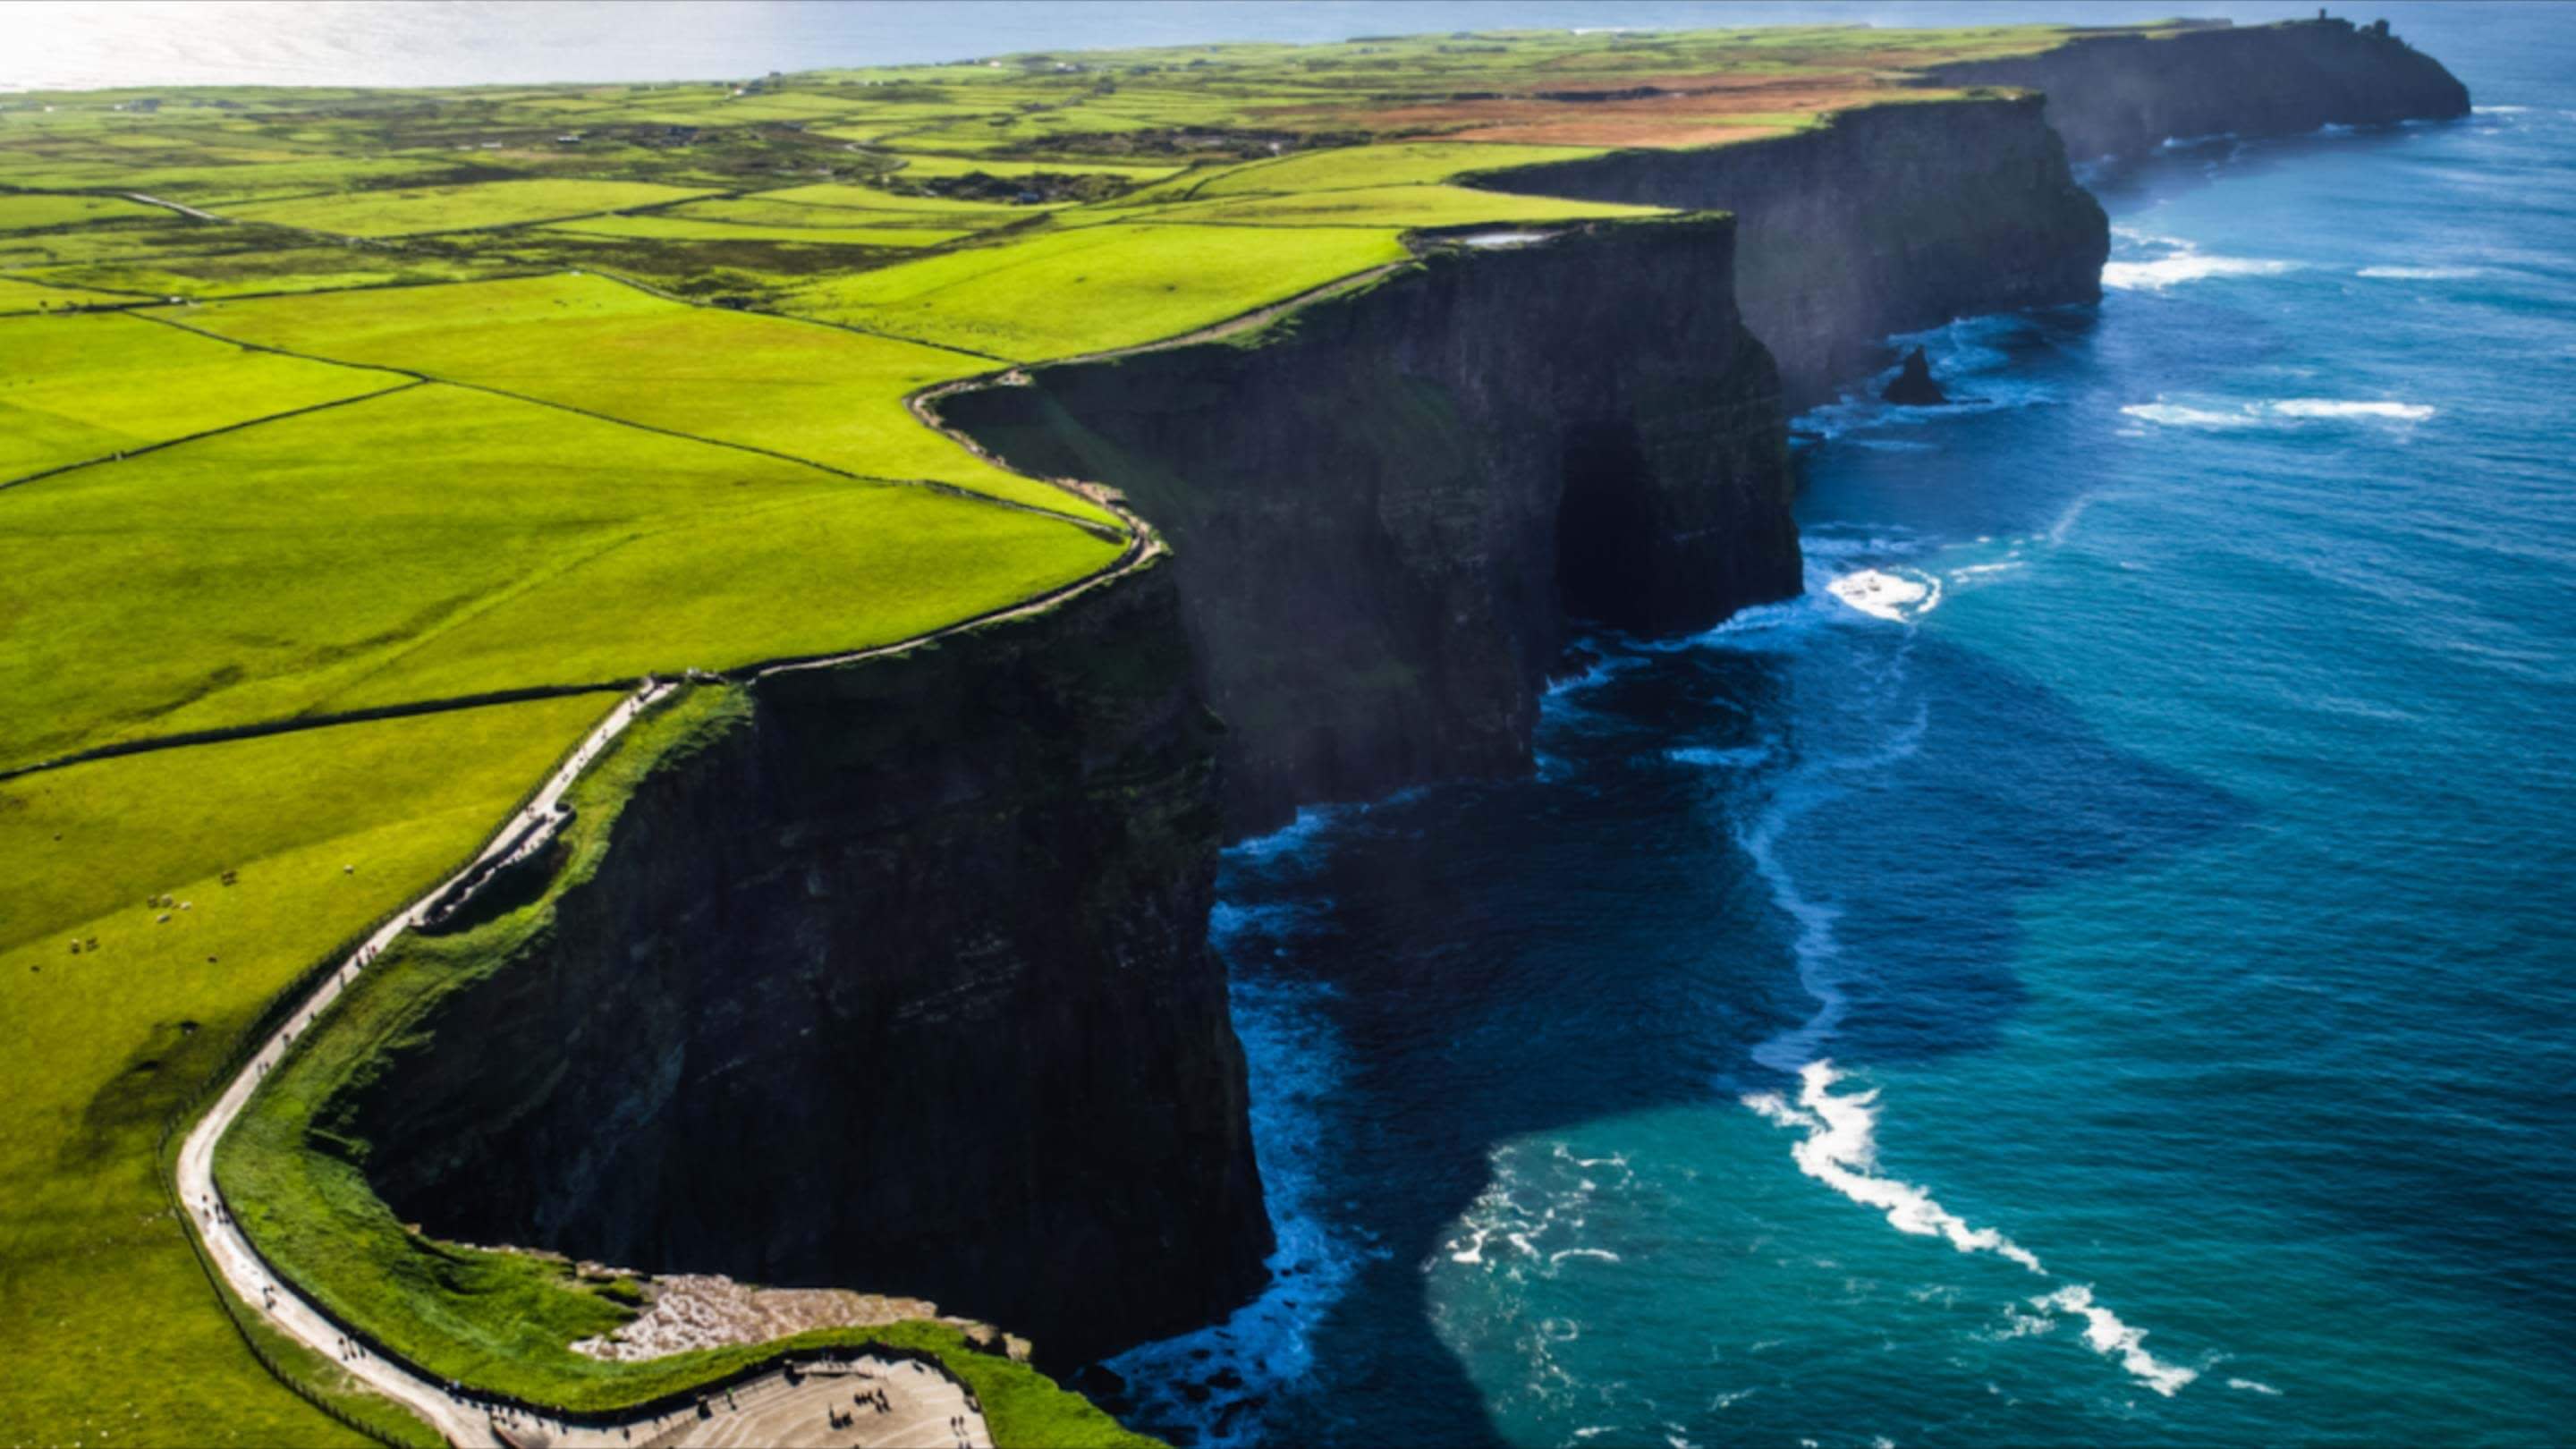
[1479,96,2109,410]
[1920,18,2472,167]
[943,216,1796,836]
[351,564,1271,1365]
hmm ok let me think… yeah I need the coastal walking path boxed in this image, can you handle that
[170,679,991,1448]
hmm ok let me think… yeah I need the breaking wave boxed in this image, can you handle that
[1743,1064,2202,1398]
[2123,398,2436,428]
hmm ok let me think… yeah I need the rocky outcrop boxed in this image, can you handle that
[1477,95,2109,410]
[1919,17,2471,167]
[942,216,1796,835]
[347,561,1271,1366]
[1882,346,1948,406]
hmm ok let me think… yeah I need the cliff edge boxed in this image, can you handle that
[1919,17,2472,166]
[1479,95,2109,410]
[343,563,1270,1366]
[944,216,1796,835]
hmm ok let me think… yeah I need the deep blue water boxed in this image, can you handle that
[1109,11,2576,1447]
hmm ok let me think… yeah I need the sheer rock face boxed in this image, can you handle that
[1919,18,2472,169]
[946,216,1798,836]
[353,564,1270,1365]
[1478,95,2110,411]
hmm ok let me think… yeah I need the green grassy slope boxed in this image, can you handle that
[0,309,398,481]
[1,379,1119,769]
[782,222,1414,358]
[170,272,1115,521]
[0,696,610,1449]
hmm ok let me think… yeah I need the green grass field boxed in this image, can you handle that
[541,214,970,247]
[0,273,140,310]
[0,191,164,230]
[748,181,1065,216]
[171,272,1118,521]
[0,310,398,481]
[1185,140,1613,196]
[782,222,1414,358]
[1,379,1119,769]
[0,696,610,1449]
[1131,182,1666,230]
[224,178,717,236]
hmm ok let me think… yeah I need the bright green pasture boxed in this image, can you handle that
[0,381,1121,767]
[1190,140,1613,196]
[224,178,715,236]
[211,687,1153,1447]
[0,311,395,482]
[877,151,1187,182]
[0,695,609,1449]
[0,155,452,201]
[541,214,967,247]
[676,195,1016,233]
[1137,182,1665,229]
[0,273,140,310]
[21,242,524,301]
[174,273,1112,521]
[0,192,162,230]
[751,181,1059,216]
[783,223,1412,359]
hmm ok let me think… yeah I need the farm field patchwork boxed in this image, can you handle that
[171,272,1117,521]
[0,379,1120,769]
[541,213,970,247]
[223,177,718,236]
[0,273,139,309]
[0,309,398,481]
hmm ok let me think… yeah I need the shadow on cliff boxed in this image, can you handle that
[1154,624,2248,1446]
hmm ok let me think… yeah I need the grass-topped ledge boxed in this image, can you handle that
[208,686,1154,1446]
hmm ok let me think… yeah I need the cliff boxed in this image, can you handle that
[1919,18,2472,166]
[942,216,1796,835]
[344,561,1272,1366]
[1477,95,2109,409]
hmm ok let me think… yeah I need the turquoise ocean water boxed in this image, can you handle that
[1108,9,2576,1446]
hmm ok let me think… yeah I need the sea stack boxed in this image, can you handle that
[1882,346,1949,405]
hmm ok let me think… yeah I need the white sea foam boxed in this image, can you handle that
[1744,1063,2046,1274]
[1104,964,1360,1445]
[2271,399,2436,420]
[2475,105,2530,114]
[1742,1067,2208,1396]
[2120,402,2263,429]
[2228,1377,2284,1396]
[2123,398,2436,428]
[2036,1285,2199,1397]
[2103,252,2297,291]
[1827,569,1942,623]
[2357,265,2483,279]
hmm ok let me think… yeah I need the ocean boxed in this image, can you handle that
[1106,7,2576,1446]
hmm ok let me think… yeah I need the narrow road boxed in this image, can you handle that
[168,679,995,1449]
